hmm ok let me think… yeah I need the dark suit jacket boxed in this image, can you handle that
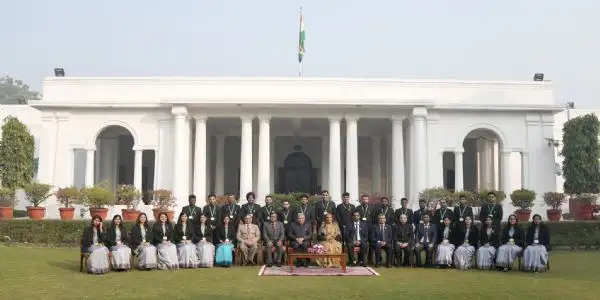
[354,204,375,224]
[370,224,393,245]
[315,200,337,224]
[392,223,414,246]
[377,205,395,225]
[151,222,175,245]
[437,223,457,244]
[202,204,220,227]
[526,224,550,250]
[215,223,236,244]
[263,221,285,243]
[455,224,479,247]
[192,223,213,244]
[182,205,202,221]
[453,205,474,223]
[258,205,277,225]
[173,222,195,244]
[433,207,453,224]
[480,225,500,248]
[105,224,128,248]
[394,207,413,225]
[287,222,311,241]
[416,223,438,245]
[291,204,315,224]
[220,204,240,225]
[129,224,151,250]
[240,203,262,225]
[412,209,429,227]
[344,221,370,245]
[81,226,107,251]
[501,225,524,247]
[277,209,292,225]
[336,203,355,228]
[480,204,503,226]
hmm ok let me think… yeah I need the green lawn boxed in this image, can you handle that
[1,246,599,300]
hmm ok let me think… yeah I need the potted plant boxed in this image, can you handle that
[572,193,597,220]
[543,192,566,222]
[116,184,142,221]
[152,189,175,221]
[0,187,15,220]
[55,186,81,220]
[510,189,536,222]
[23,182,53,220]
[81,183,115,219]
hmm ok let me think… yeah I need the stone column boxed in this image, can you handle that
[171,106,189,208]
[454,149,464,191]
[256,114,271,204]
[501,151,512,193]
[392,116,405,208]
[413,108,427,204]
[521,151,529,189]
[133,148,143,192]
[193,115,207,205]
[345,115,359,202]
[328,117,342,203]
[214,135,225,195]
[85,148,95,187]
[321,135,329,191]
[239,115,254,200]
[371,136,382,195]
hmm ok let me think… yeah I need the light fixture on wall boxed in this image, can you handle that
[545,138,560,148]
[54,68,65,77]
[533,73,544,81]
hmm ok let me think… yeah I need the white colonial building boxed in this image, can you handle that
[0,76,563,219]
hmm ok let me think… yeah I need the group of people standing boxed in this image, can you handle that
[80,191,550,274]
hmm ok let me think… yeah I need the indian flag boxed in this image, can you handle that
[298,10,305,63]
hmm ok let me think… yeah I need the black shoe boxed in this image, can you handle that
[276,263,282,268]
[386,264,391,268]
[267,264,272,268]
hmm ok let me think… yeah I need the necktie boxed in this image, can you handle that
[381,225,385,241]
[355,223,360,241]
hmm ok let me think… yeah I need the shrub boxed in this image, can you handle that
[0,186,15,207]
[152,189,175,210]
[451,190,477,207]
[572,193,597,205]
[0,116,35,190]
[23,182,53,207]
[116,184,141,209]
[55,186,81,208]
[510,189,536,211]
[561,114,600,195]
[544,192,566,210]
[419,187,453,208]
[81,184,115,208]
[270,193,320,210]
[478,189,506,204]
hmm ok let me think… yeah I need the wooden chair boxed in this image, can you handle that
[79,252,89,273]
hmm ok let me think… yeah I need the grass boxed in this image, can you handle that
[1,246,599,300]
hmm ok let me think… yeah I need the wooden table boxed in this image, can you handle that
[287,252,347,273]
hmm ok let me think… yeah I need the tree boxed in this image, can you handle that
[0,75,40,104]
[561,113,600,194]
[0,116,35,190]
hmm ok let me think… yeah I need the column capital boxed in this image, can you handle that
[171,105,188,117]
[193,114,208,121]
[412,107,428,118]
[328,115,343,122]
[391,114,406,122]
[240,115,254,122]
[344,114,360,122]
[521,151,529,157]
[258,114,272,122]
[85,147,96,152]
[132,145,144,151]
[454,148,465,154]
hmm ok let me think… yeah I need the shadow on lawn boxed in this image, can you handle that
[47,260,80,272]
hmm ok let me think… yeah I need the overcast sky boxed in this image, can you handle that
[1,0,599,107]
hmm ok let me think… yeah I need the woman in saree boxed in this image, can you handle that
[476,215,499,270]
[215,215,236,267]
[81,215,110,274]
[174,211,199,268]
[193,213,215,268]
[522,214,550,272]
[129,212,157,270]
[106,214,131,271]
[152,212,179,270]
[316,213,342,267]
[453,216,478,270]
[496,214,524,271]
[435,215,456,267]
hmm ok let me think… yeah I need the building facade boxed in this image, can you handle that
[1,77,562,219]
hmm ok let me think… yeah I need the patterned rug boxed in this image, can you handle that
[258,265,380,276]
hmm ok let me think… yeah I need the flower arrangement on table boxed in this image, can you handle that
[307,244,328,254]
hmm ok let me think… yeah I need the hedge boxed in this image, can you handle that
[1,219,600,249]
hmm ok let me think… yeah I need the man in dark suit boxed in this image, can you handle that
[220,193,240,228]
[287,212,312,267]
[203,193,220,229]
[479,192,503,227]
[240,192,261,226]
[370,214,393,268]
[433,197,453,225]
[414,214,438,267]
[314,190,337,229]
[277,199,292,230]
[355,194,374,224]
[291,194,315,228]
[412,199,429,228]
[344,211,369,266]
[453,194,473,226]
[258,195,277,227]
[336,192,355,230]
[377,196,395,225]
[394,197,413,224]
[181,194,201,221]
[263,211,285,267]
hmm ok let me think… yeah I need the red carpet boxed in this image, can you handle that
[258,265,380,276]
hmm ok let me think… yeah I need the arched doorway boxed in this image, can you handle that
[279,145,316,193]
[94,125,135,192]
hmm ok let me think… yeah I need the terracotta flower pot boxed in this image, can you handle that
[152,208,174,221]
[575,204,594,220]
[515,209,531,222]
[122,209,141,222]
[27,206,46,220]
[59,207,75,220]
[0,207,13,220]
[89,208,109,220]
[546,209,562,222]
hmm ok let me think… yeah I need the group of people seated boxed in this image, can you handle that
[80,191,550,274]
